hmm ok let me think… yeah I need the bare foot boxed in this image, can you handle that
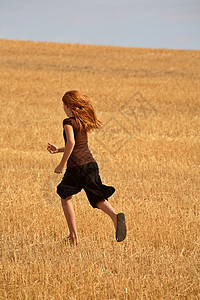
[61,235,78,246]
[68,236,78,246]
[115,213,126,242]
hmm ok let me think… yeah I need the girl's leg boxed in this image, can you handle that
[61,196,78,245]
[96,199,126,242]
[96,199,117,230]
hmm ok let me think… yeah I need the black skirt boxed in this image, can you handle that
[57,161,115,208]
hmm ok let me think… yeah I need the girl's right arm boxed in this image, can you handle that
[47,142,64,154]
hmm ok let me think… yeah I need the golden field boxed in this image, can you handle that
[0,39,199,299]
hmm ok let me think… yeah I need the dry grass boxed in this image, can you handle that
[0,39,200,299]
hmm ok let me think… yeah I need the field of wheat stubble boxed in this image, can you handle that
[0,39,199,299]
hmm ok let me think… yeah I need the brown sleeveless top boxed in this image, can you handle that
[63,117,96,168]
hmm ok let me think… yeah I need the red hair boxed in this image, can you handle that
[62,90,102,133]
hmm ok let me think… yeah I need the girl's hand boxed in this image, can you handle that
[47,142,58,154]
[54,164,64,174]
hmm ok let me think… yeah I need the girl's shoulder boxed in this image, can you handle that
[63,117,76,127]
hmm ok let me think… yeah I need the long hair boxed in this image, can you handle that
[62,90,103,133]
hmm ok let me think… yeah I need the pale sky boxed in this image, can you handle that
[0,0,200,50]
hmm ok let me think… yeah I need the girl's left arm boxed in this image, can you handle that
[59,142,75,167]
[57,147,65,152]
[54,124,75,173]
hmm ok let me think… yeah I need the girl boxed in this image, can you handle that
[47,90,126,245]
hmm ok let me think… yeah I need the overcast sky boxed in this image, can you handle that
[0,0,200,50]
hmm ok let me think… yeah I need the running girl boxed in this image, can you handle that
[47,90,126,245]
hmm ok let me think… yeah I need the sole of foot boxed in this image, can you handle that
[116,213,126,242]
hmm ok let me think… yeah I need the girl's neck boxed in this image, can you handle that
[66,111,75,118]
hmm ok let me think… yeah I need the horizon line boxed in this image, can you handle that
[1,38,199,52]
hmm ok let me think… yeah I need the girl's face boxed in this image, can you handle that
[63,102,74,117]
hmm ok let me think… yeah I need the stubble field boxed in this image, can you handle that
[0,39,200,299]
